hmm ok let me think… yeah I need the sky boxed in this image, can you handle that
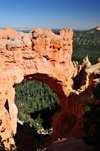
[0,0,100,30]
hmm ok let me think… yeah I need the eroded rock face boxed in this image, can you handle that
[0,27,74,143]
[0,27,100,147]
[51,56,100,142]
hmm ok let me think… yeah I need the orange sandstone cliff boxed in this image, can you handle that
[0,27,100,148]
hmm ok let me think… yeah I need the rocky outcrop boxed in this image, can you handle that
[0,27,73,145]
[97,26,100,30]
[52,56,100,142]
[0,27,100,149]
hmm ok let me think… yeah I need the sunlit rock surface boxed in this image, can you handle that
[0,27,73,143]
[0,27,100,149]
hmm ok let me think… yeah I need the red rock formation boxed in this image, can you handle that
[97,26,100,30]
[0,27,100,149]
[0,27,74,145]
[52,56,100,141]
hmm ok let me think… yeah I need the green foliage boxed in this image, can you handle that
[74,30,100,150]
[15,81,61,134]
[83,83,100,151]
[0,80,60,150]
[33,114,43,134]
[72,30,100,64]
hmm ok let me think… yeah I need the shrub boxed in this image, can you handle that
[83,83,100,151]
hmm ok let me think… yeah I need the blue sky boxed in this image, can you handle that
[0,0,100,30]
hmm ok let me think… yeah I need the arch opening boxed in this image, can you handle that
[14,75,61,149]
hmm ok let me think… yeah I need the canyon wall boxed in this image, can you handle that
[0,27,100,147]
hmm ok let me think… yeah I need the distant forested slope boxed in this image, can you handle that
[72,27,100,64]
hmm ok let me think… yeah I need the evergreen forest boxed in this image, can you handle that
[72,27,100,64]
[15,81,61,134]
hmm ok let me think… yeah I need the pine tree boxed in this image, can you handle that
[83,83,100,151]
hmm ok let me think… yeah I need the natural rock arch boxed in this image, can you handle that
[0,27,74,142]
[0,27,100,145]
